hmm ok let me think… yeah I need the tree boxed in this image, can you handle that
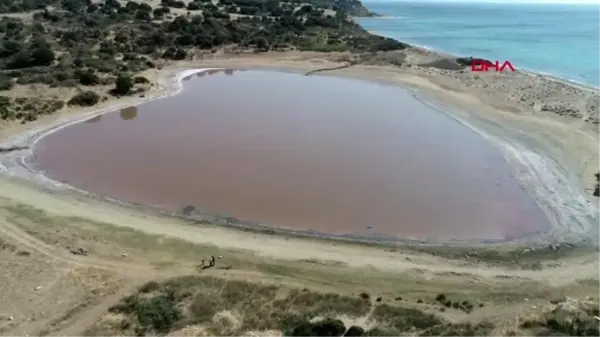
[30,43,56,66]
[61,0,90,13]
[138,3,152,12]
[113,74,134,96]
[175,34,194,46]
[7,50,33,69]
[0,40,23,57]
[77,70,99,85]
[254,37,269,52]
[0,75,13,90]
[153,6,170,19]
[162,47,186,60]
[135,10,151,21]
[187,2,200,10]
[86,3,98,12]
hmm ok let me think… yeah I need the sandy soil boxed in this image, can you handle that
[0,51,598,334]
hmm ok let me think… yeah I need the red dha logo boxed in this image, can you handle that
[471,60,515,72]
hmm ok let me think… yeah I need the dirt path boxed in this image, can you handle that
[47,280,146,336]
[0,195,167,335]
[0,218,154,274]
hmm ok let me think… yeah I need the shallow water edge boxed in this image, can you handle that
[1,67,597,248]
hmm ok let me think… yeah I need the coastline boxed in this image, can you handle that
[389,38,599,90]
[0,55,597,248]
[356,2,600,90]
[367,33,600,90]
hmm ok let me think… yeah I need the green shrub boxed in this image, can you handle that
[109,293,181,335]
[111,74,134,96]
[134,76,149,84]
[68,90,100,106]
[287,318,346,336]
[594,173,599,197]
[77,70,100,85]
[344,326,365,336]
[187,2,200,10]
[134,295,181,334]
[364,328,399,336]
[0,75,14,90]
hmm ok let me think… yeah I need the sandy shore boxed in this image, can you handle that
[0,50,598,247]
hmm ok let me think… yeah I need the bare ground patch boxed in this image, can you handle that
[0,251,126,336]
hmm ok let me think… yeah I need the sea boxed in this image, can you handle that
[357,1,600,87]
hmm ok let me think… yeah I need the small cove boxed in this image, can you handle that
[32,69,550,242]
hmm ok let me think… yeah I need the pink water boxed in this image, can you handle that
[33,69,549,241]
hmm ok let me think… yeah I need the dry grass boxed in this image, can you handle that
[518,301,600,336]
[87,275,600,336]
[86,275,479,336]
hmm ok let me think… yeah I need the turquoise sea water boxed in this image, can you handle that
[357,1,600,87]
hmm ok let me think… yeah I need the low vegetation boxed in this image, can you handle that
[593,172,599,197]
[519,303,600,336]
[67,90,100,107]
[90,275,497,336]
[0,0,408,122]
[0,94,64,122]
[86,275,600,336]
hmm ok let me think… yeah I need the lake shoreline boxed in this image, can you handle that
[1,53,597,248]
